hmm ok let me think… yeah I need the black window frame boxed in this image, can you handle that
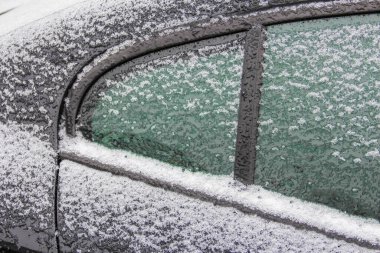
[76,32,247,146]
[64,1,380,184]
[60,1,380,250]
[234,9,380,185]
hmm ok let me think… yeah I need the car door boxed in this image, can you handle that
[57,4,380,252]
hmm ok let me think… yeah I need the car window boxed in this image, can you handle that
[255,13,380,220]
[60,8,380,248]
[78,34,245,175]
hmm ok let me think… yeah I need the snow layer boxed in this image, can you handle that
[79,36,244,175]
[0,0,88,36]
[60,136,380,248]
[59,160,379,252]
[0,0,265,147]
[0,122,56,251]
[256,13,380,220]
[0,0,378,251]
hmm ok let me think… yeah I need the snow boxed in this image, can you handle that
[78,37,244,175]
[0,0,88,36]
[0,0,378,251]
[60,135,380,247]
[59,160,378,252]
[256,12,380,222]
[0,122,56,251]
[365,149,380,158]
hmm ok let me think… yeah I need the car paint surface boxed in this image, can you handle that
[0,0,379,252]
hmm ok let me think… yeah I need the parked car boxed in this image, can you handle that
[0,0,379,252]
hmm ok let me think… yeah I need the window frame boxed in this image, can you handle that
[76,32,246,146]
[237,14,380,220]
[61,1,380,250]
[64,1,380,184]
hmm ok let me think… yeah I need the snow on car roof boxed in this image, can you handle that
[0,0,88,36]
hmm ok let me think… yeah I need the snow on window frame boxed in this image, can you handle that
[60,1,380,250]
[76,32,246,176]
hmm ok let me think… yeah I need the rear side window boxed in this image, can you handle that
[255,14,380,219]
[78,34,245,175]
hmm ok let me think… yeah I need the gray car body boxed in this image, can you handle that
[0,0,379,252]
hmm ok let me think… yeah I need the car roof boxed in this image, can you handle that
[0,0,88,36]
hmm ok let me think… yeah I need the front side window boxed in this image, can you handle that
[78,34,245,175]
[255,14,380,219]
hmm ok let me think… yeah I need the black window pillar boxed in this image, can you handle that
[234,24,265,184]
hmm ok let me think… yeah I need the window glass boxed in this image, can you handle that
[78,34,244,175]
[255,14,380,219]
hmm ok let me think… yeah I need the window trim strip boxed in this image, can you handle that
[60,150,380,250]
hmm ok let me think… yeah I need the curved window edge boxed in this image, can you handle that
[57,1,380,250]
[62,0,380,139]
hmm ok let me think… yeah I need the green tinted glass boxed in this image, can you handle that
[256,14,380,219]
[79,35,244,175]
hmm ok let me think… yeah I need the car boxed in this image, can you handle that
[0,0,379,252]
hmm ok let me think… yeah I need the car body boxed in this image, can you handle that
[0,0,379,252]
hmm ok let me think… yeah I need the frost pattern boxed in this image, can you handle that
[256,14,380,220]
[79,38,244,175]
[59,160,378,253]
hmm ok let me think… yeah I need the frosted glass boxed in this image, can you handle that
[79,37,244,175]
[256,14,380,220]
